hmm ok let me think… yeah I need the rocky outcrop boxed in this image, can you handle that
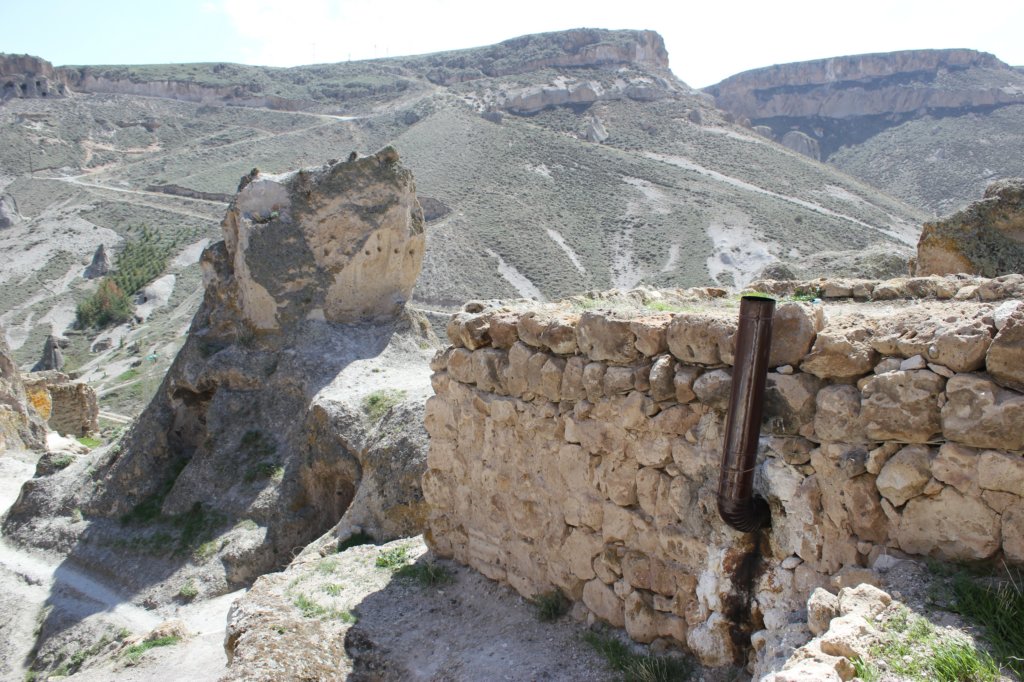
[422,29,669,86]
[425,277,1024,671]
[22,370,98,437]
[915,178,1024,276]
[0,195,19,228]
[707,49,1024,160]
[31,335,64,372]
[0,54,69,100]
[83,245,111,279]
[3,148,437,593]
[0,333,46,451]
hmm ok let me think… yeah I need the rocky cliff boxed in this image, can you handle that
[3,148,438,598]
[426,275,1024,675]
[1,53,68,100]
[707,49,1024,161]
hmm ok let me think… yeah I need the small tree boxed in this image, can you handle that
[76,278,133,328]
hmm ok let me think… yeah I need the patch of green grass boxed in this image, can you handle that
[317,558,338,574]
[121,635,181,665]
[49,454,75,470]
[322,583,345,596]
[292,594,356,623]
[531,589,570,622]
[117,368,139,382]
[396,561,455,587]
[864,606,1001,682]
[375,545,410,569]
[643,301,689,313]
[361,389,406,422]
[193,539,224,562]
[949,569,1024,678]
[582,631,693,681]
[178,579,198,600]
[76,435,102,448]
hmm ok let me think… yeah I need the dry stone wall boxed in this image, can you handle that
[22,371,98,437]
[423,275,1024,670]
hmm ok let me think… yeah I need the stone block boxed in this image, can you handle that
[666,314,736,366]
[630,316,671,357]
[861,370,944,442]
[814,384,864,443]
[576,312,638,364]
[897,486,1000,561]
[942,373,1024,450]
[801,325,878,379]
[876,445,933,507]
[769,303,822,368]
[978,450,1024,496]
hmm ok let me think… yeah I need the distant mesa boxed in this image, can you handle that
[0,53,69,100]
[707,48,1024,161]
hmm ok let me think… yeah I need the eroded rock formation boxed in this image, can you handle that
[3,148,437,594]
[707,49,1024,160]
[22,371,98,437]
[0,333,46,451]
[425,275,1024,672]
[0,53,68,100]
[915,177,1024,276]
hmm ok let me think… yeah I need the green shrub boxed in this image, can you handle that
[375,545,409,569]
[396,561,455,586]
[121,635,180,665]
[76,278,133,328]
[178,579,198,600]
[950,569,1024,677]
[582,631,693,681]
[76,435,102,448]
[531,589,570,622]
[361,389,406,422]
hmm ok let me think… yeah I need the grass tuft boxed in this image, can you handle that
[121,635,180,665]
[583,631,693,681]
[375,545,410,569]
[949,568,1024,678]
[531,589,570,622]
[396,561,455,586]
[361,389,406,422]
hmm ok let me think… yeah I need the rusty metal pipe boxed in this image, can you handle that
[717,295,775,532]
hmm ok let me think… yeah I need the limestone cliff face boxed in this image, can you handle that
[0,53,69,99]
[707,49,1024,159]
[3,149,436,592]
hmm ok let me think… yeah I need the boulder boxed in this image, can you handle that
[860,370,944,443]
[801,324,878,379]
[916,178,1024,277]
[876,445,933,507]
[897,486,1001,560]
[942,373,1024,450]
[987,312,1024,391]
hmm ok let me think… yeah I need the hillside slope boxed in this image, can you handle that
[707,49,1024,215]
[0,30,926,416]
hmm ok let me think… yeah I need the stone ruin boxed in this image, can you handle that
[22,370,99,438]
[424,273,1024,677]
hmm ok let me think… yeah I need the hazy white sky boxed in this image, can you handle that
[4,0,1023,87]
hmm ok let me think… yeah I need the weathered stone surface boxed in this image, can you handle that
[814,385,864,443]
[630,317,671,357]
[916,178,1024,277]
[819,614,875,659]
[1003,503,1024,563]
[576,313,638,364]
[807,588,838,635]
[843,474,888,543]
[764,373,822,437]
[648,355,675,402]
[448,312,491,350]
[837,584,891,620]
[666,314,735,366]
[978,450,1024,496]
[801,325,878,379]
[931,443,979,495]
[876,445,933,507]
[487,311,520,348]
[897,487,1001,560]
[673,365,700,403]
[22,372,99,437]
[624,591,659,643]
[987,313,1024,391]
[83,244,111,279]
[871,315,992,373]
[583,578,625,627]
[860,370,944,443]
[942,373,1024,450]
[692,369,731,410]
[769,303,822,368]
[0,335,47,452]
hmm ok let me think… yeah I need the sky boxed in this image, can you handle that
[3,0,1023,88]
